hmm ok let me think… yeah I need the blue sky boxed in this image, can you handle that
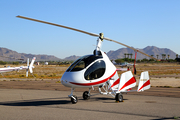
[0,0,180,59]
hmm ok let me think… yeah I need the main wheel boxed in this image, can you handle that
[115,93,123,102]
[71,95,78,104]
[83,91,90,100]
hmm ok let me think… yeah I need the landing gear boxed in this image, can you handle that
[69,88,78,104]
[83,91,90,100]
[71,95,78,104]
[115,93,123,102]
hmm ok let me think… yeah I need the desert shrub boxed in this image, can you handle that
[19,74,25,77]
[33,74,38,77]
[41,75,45,78]
[0,61,7,65]
[115,59,124,64]
[12,62,19,65]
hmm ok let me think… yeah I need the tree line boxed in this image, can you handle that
[114,53,180,64]
[124,53,179,60]
[0,61,19,65]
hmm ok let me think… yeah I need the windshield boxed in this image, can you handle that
[66,55,103,72]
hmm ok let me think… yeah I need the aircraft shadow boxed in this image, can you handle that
[94,97,128,101]
[0,96,130,106]
[0,98,71,106]
[151,117,180,120]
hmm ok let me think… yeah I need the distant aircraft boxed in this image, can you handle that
[112,60,136,67]
[0,57,36,77]
[118,62,136,67]
[116,67,129,71]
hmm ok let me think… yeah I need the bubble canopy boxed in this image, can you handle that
[66,55,104,72]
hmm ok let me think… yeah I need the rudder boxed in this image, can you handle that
[137,71,150,92]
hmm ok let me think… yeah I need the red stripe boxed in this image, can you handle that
[110,78,120,89]
[69,71,116,86]
[119,77,136,91]
[138,80,150,91]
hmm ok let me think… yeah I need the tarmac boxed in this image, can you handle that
[0,89,180,120]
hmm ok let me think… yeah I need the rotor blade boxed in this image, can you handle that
[16,15,158,60]
[16,15,99,37]
[103,37,158,60]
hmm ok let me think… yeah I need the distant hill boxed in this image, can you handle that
[107,46,177,60]
[0,47,61,61]
[64,55,81,61]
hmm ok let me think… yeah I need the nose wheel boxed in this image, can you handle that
[71,95,78,104]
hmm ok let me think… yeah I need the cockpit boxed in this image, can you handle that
[66,54,106,80]
[66,55,103,72]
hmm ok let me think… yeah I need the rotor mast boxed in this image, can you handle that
[95,33,104,55]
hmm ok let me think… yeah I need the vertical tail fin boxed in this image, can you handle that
[118,71,136,92]
[137,71,150,92]
[29,57,36,73]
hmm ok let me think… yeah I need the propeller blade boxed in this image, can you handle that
[27,58,29,66]
[16,15,158,60]
[29,67,33,73]
[26,69,28,77]
[26,58,29,77]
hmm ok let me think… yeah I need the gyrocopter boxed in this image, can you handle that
[0,57,36,77]
[17,15,157,104]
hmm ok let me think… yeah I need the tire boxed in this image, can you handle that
[71,95,78,104]
[83,91,90,100]
[115,93,123,102]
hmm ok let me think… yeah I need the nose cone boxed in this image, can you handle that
[61,72,71,87]
[61,72,79,87]
[61,70,85,88]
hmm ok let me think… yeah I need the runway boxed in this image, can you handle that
[0,89,179,120]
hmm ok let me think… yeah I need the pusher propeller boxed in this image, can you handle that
[16,15,158,60]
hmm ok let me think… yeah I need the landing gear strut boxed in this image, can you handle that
[69,88,78,104]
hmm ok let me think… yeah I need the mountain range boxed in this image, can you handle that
[0,46,177,61]
[107,46,177,60]
[0,47,61,61]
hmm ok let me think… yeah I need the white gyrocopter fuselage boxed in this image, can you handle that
[61,51,116,88]
[61,37,117,88]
